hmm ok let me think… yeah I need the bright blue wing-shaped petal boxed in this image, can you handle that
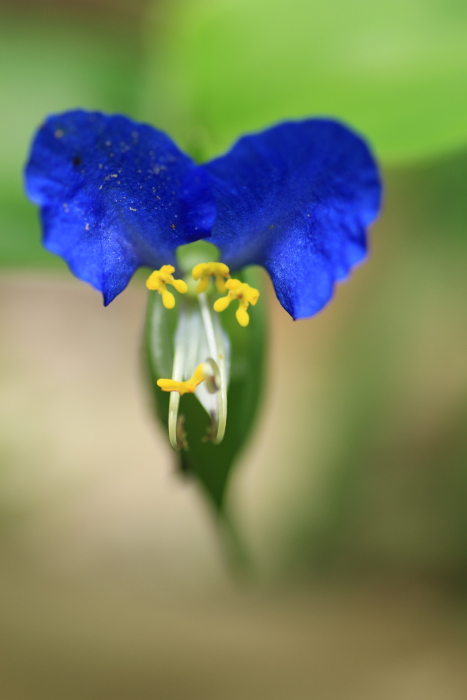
[204,120,381,319]
[25,110,215,304]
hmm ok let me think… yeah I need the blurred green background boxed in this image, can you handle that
[1,0,467,697]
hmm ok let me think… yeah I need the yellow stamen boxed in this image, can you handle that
[146,265,188,309]
[157,363,206,395]
[213,278,260,327]
[192,262,230,294]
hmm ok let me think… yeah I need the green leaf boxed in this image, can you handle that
[144,0,467,163]
[144,266,267,512]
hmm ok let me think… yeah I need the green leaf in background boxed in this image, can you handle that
[144,0,467,163]
[145,266,267,513]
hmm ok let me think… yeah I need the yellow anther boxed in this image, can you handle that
[157,363,206,395]
[146,265,188,309]
[213,278,260,327]
[191,262,230,294]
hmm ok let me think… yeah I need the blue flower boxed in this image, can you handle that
[25,109,381,450]
[25,110,381,318]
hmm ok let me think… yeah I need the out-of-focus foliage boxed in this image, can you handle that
[142,0,467,163]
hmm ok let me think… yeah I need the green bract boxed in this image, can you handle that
[145,262,267,511]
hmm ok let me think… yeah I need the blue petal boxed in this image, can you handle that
[204,120,381,319]
[25,110,215,304]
